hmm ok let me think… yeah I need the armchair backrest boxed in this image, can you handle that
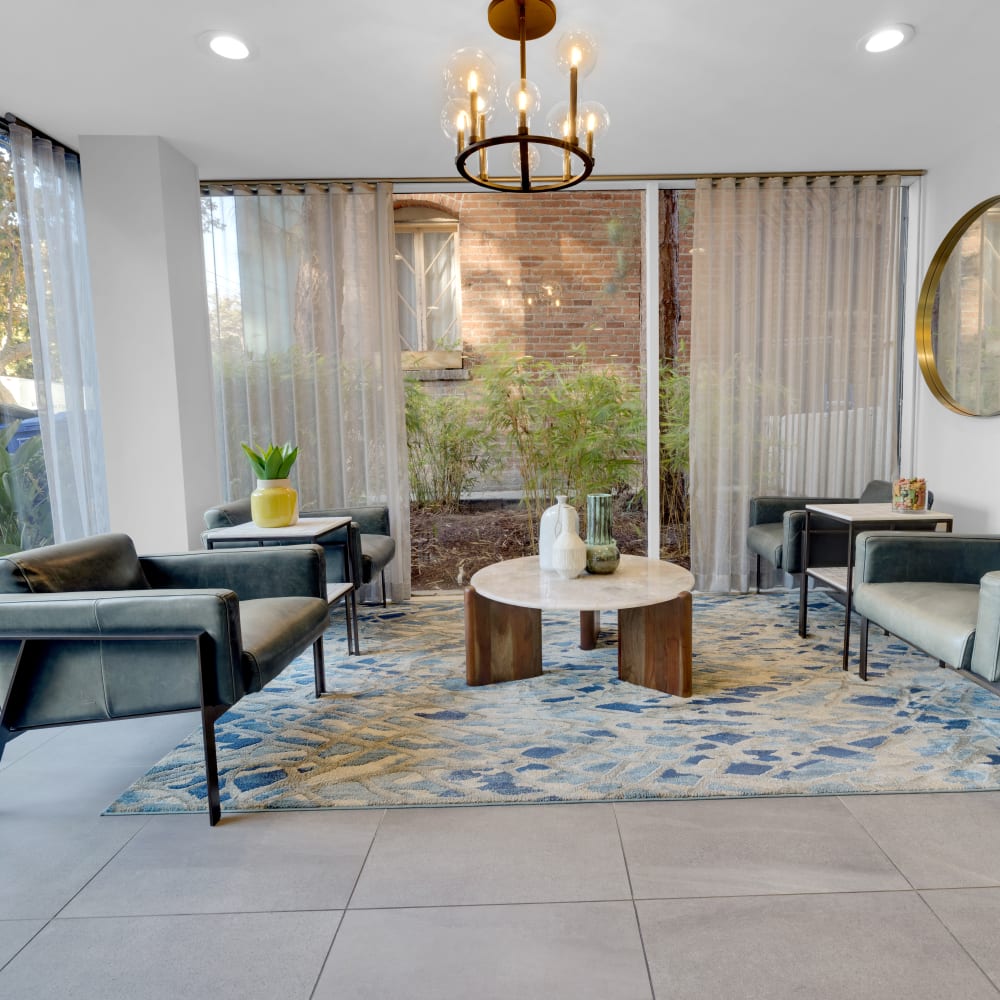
[859,480,892,503]
[203,498,253,529]
[0,533,150,594]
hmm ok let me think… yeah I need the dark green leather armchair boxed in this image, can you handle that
[747,480,894,591]
[0,533,331,825]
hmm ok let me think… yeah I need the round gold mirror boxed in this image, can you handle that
[917,196,1000,416]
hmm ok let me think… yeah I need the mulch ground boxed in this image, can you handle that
[408,500,680,591]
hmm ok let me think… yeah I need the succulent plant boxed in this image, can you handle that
[241,442,299,480]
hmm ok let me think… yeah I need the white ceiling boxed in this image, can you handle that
[1,0,993,181]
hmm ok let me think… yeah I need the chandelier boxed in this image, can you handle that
[443,0,609,193]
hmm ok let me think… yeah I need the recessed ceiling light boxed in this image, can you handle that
[860,23,915,53]
[206,33,251,60]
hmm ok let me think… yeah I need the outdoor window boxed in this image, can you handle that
[394,206,462,369]
[0,124,108,551]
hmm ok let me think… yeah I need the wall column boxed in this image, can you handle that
[79,135,218,552]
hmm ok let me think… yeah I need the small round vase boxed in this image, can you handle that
[250,478,299,527]
[585,493,620,574]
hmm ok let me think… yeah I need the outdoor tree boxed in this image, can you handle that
[0,145,31,387]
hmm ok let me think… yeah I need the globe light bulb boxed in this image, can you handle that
[513,144,541,176]
[505,78,543,120]
[554,30,598,76]
[443,48,498,113]
[440,97,471,140]
[545,101,571,139]
[579,100,610,139]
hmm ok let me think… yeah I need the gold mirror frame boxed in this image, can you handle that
[916,195,1000,416]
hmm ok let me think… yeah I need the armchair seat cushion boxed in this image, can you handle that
[854,581,980,670]
[238,596,329,690]
[358,533,396,584]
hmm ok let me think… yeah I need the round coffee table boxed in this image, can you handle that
[465,555,695,696]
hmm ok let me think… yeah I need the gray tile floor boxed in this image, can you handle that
[2,713,1000,998]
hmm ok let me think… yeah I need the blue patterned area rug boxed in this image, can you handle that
[105,591,1000,816]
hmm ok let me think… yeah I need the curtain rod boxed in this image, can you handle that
[201,179,374,196]
[201,169,926,189]
[2,113,79,157]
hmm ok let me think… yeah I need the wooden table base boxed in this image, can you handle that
[618,592,692,697]
[464,587,692,697]
[465,587,542,685]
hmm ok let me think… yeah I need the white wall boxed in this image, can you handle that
[909,145,1000,532]
[79,135,219,552]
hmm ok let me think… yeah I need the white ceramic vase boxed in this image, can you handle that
[539,494,578,571]
[551,500,587,580]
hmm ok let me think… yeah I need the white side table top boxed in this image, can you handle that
[805,502,953,524]
[203,515,352,546]
[470,555,694,612]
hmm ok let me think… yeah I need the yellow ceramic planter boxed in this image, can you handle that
[250,478,299,527]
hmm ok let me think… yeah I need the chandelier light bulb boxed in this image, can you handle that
[440,97,471,140]
[443,48,498,111]
[512,144,541,176]
[555,30,598,76]
[579,101,610,139]
[505,79,542,114]
[546,101,570,139]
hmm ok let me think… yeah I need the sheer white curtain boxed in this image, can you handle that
[8,122,109,542]
[204,181,411,601]
[689,174,904,592]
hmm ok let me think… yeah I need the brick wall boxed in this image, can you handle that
[394,190,644,374]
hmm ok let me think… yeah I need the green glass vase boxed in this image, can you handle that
[585,493,620,574]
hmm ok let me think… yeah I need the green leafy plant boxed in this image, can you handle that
[241,441,299,480]
[479,347,645,539]
[659,344,690,559]
[404,379,498,511]
[0,422,52,554]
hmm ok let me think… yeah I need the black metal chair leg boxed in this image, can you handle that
[313,637,326,695]
[199,704,225,826]
[859,616,870,681]
[381,569,388,607]
[350,589,360,653]
[343,600,355,655]
[755,554,761,594]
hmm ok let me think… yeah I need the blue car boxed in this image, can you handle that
[0,402,40,452]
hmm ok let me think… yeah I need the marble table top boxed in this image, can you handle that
[804,502,953,524]
[202,515,351,546]
[470,555,694,612]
